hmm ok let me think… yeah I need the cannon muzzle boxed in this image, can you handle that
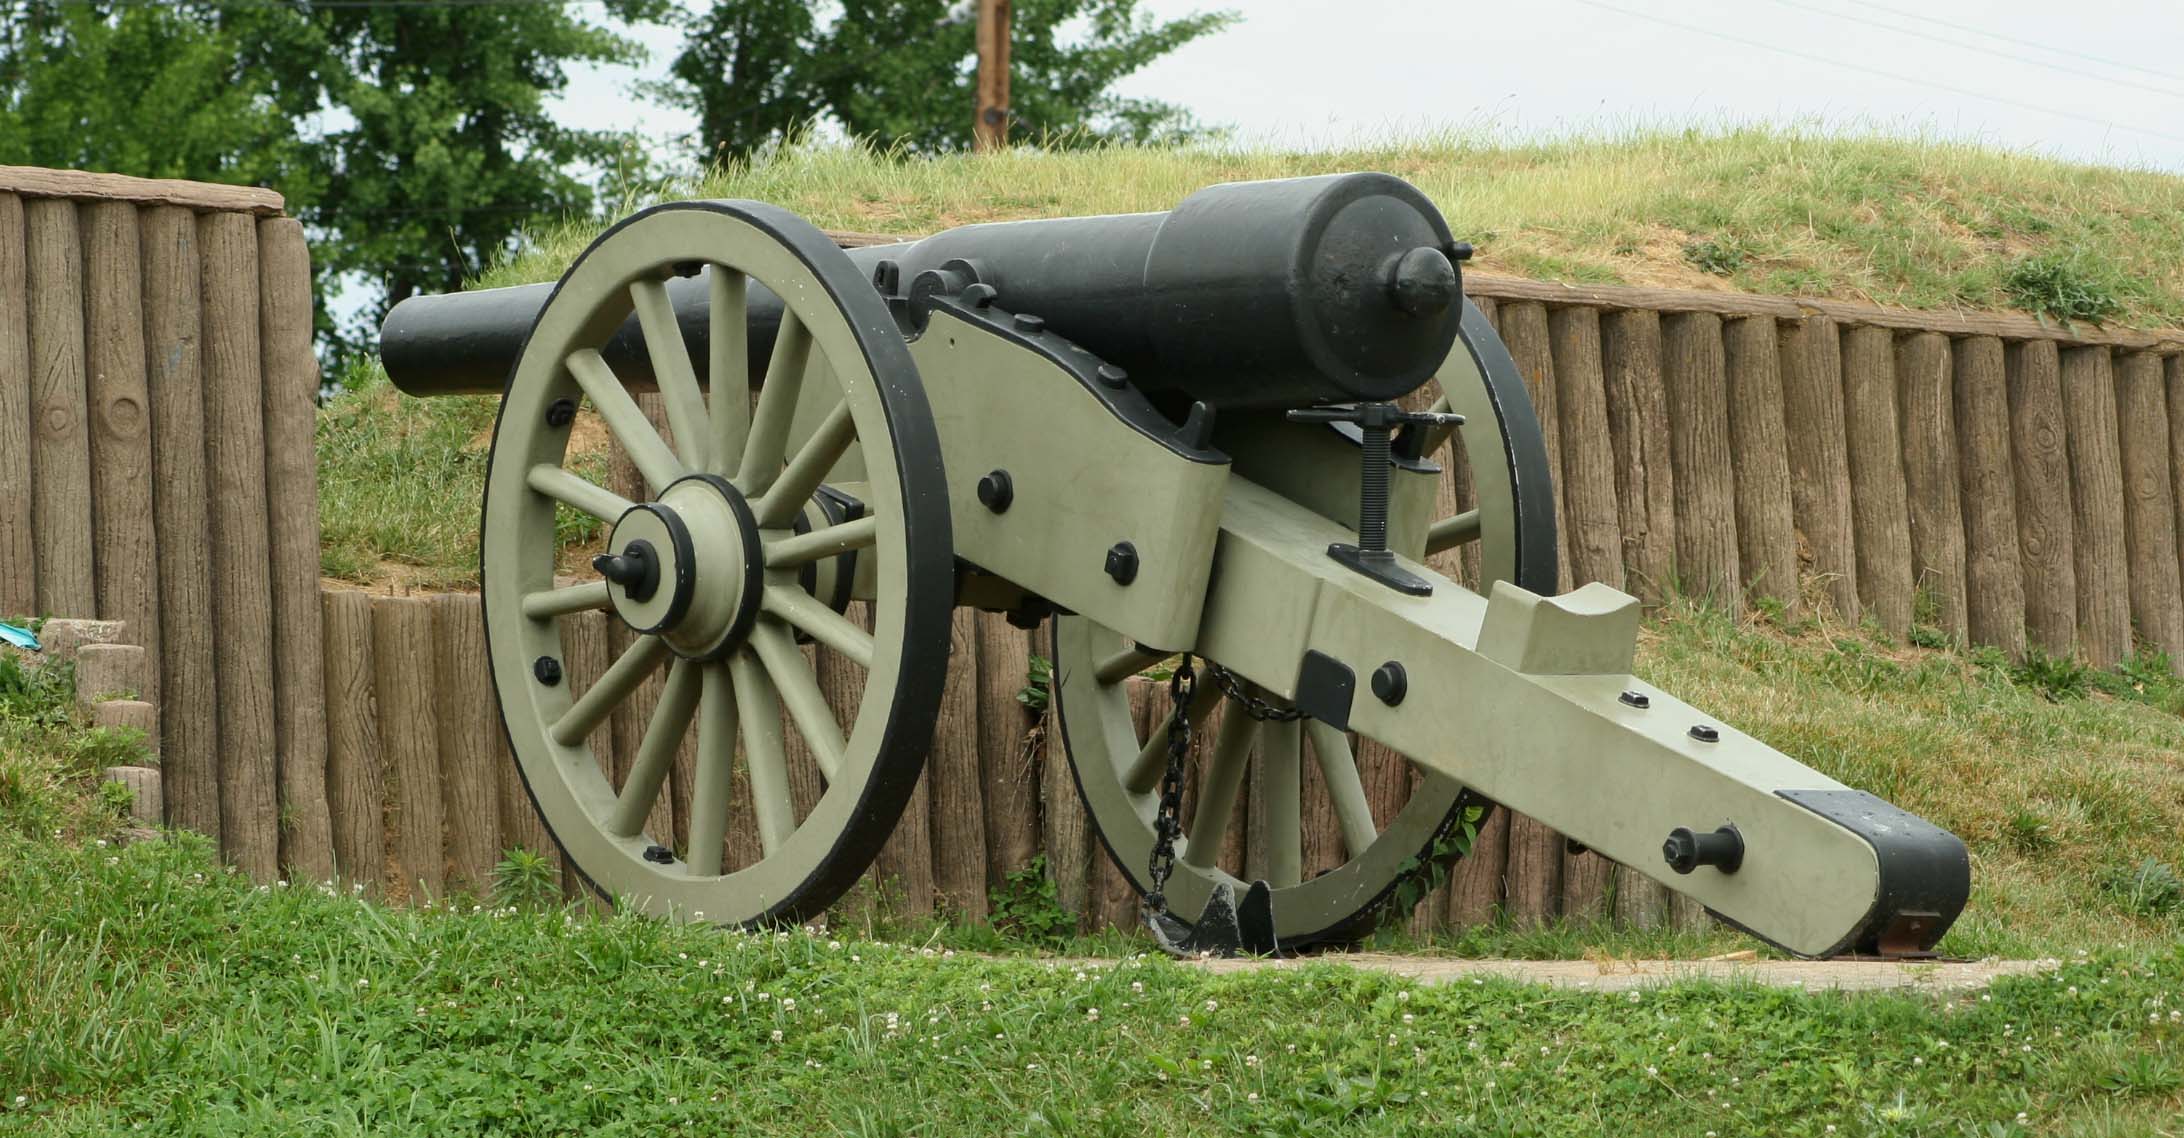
[381,173,1466,409]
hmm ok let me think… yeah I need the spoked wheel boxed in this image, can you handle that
[1053,298,1557,949]
[483,200,952,926]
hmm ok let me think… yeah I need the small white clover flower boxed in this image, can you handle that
[770,1030,783,1043]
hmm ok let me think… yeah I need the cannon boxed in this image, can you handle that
[381,173,1969,958]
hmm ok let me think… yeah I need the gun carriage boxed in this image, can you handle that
[382,173,1969,958]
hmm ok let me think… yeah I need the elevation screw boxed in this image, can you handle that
[1287,402,1464,559]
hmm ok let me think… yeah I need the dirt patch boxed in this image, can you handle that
[1188,952,2053,993]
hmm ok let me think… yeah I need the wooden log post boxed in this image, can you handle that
[25,198,94,616]
[1896,332,1969,641]
[558,611,614,903]
[141,206,220,843]
[372,596,441,902]
[1951,336,2027,659]
[82,202,160,704]
[1600,309,1676,605]
[1498,302,1570,592]
[2169,357,2184,631]
[2008,341,2078,657]
[259,217,335,884]
[2059,347,2133,667]
[1548,306,1624,591]
[200,212,280,880]
[1778,316,1859,621]
[1839,326,1916,637]
[1724,316,1800,613]
[876,743,936,922]
[0,194,33,618]
[1662,312,1741,612]
[927,610,990,922]
[1448,804,1510,929]
[434,594,502,899]
[2114,354,2184,664]
[975,617,1040,890]
[321,589,386,893]
[1037,701,1095,929]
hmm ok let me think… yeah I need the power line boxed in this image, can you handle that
[1565,0,2184,149]
[1762,0,2184,101]
[1840,0,2184,87]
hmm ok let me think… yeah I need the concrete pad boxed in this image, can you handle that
[1189,952,2054,993]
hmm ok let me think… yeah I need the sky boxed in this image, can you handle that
[552,0,2184,174]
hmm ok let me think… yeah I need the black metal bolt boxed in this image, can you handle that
[643,844,675,864]
[1620,689,1651,709]
[1689,724,1720,742]
[545,398,576,428]
[1096,364,1129,390]
[976,469,1014,514]
[533,656,563,686]
[1104,542,1139,585]
[1371,661,1407,706]
[1012,312,1046,334]
[1662,824,1744,875]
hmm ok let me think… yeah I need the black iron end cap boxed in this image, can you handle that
[1104,542,1140,586]
[1370,661,1407,705]
[1662,824,1744,875]
[976,469,1014,514]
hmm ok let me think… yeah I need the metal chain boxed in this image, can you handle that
[1142,654,1196,918]
[1205,662,1306,722]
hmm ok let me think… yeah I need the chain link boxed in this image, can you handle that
[1205,662,1306,722]
[1142,655,1195,918]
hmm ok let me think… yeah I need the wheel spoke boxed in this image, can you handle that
[727,650,795,856]
[1425,509,1481,554]
[753,400,853,528]
[526,464,632,522]
[685,661,739,875]
[568,348,685,492]
[763,515,878,569]
[632,277,712,472]
[549,634,669,747]
[1182,702,1259,868]
[749,622,845,783]
[709,267,751,476]
[1126,676,1220,794]
[1304,720,1380,858]
[761,586,874,669]
[1095,645,1167,686]
[735,308,811,493]
[1260,718,1303,888]
[607,658,700,838]
[521,580,613,621]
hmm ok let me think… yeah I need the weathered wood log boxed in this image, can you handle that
[928,609,990,921]
[1663,312,1741,612]
[1778,315,1859,621]
[557,610,614,903]
[1548,306,1624,591]
[74,642,146,712]
[322,589,386,893]
[0,195,33,618]
[2114,353,2184,663]
[2008,341,2077,656]
[1498,302,1570,592]
[1952,336,2027,659]
[1725,315,1799,612]
[82,202,160,706]
[1839,326,1915,636]
[103,764,162,825]
[141,206,220,843]
[1503,812,1562,929]
[975,617,1040,889]
[876,738,936,921]
[199,211,279,880]
[2170,357,2184,640]
[258,218,334,884]
[91,699,159,756]
[2059,347,2133,667]
[1896,331,1969,641]
[25,198,93,616]
[1448,802,1509,928]
[1615,862,1667,930]
[372,596,441,901]
[493,676,561,881]
[1038,701,1094,927]
[1600,308,1676,602]
[0,165,286,215]
[433,594,501,898]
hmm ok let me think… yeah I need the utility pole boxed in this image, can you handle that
[974,0,1011,151]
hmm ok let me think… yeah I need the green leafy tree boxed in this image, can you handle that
[663,0,1236,161]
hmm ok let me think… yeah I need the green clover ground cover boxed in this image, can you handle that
[4,824,2182,1136]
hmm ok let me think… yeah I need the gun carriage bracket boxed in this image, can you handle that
[381,172,1971,958]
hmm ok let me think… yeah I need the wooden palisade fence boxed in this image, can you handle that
[13,167,2184,934]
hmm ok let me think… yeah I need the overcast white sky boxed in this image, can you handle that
[554,0,2184,174]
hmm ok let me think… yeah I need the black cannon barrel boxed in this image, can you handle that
[381,172,1465,409]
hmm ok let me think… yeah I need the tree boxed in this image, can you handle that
[663,0,1236,163]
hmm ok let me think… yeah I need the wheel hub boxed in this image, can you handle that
[604,473,762,659]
